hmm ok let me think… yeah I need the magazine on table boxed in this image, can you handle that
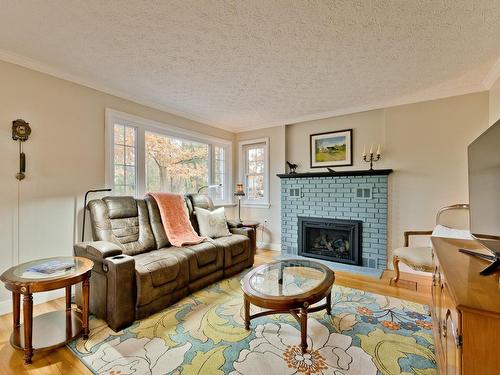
[26,260,75,275]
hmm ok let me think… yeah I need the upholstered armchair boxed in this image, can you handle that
[390,204,469,285]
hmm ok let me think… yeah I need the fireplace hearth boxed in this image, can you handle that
[298,217,362,266]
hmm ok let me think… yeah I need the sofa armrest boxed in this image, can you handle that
[229,227,251,236]
[230,227,257,253]
[104,254,136,331]
[87,241,123,259]
[74,241,122,260]
[74,241,135,331]
[227,219,243,229]
[229,227,256,268]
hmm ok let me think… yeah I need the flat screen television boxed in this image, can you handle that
[468,118,500,274]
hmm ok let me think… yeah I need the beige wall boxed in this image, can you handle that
[280,93,488,271]
[286,110,387,172]
[234,126,286,250]
[385,93,488,252]
[0,60,234,312]
[489,76,500,125]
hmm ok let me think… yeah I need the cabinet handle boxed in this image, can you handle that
[441,320,447,337]
[443,310,462,347]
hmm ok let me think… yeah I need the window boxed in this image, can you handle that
[213,146,225,201]
[239,138,270,207]
[106,109,231,204]
[112,124,137,195]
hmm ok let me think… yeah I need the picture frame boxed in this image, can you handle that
[310,129,353,168]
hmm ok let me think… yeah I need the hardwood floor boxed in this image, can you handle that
[0,248,431,374]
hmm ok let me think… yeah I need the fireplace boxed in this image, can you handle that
[298,217,362,265]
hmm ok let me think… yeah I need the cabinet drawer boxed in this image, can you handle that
[442,286,461,375]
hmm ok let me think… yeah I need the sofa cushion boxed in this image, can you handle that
[145,195,171,249]
[173,241,223,281]
[134,248,189,306]
[190,241,219,267]
[88,197,156,256]
[136,254,180,287]
[211,234,250,266]
[103,196,138,219]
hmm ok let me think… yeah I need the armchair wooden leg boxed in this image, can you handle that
[390,256,400,285]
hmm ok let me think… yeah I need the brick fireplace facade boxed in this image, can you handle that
[279,171,390,269]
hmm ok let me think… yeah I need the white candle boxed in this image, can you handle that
[369,144,373,154]
[376,144,381,155]
[363,145,366,157]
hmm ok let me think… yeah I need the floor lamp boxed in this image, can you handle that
[234,183,245,223]
[197,184,222,194]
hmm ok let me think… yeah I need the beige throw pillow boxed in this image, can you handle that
[195,207,231,238]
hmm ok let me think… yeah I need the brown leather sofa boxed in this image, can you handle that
[74,193,256,331]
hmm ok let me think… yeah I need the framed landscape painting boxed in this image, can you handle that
[310,129,353,168]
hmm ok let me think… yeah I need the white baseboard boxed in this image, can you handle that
[258,242,281,251]
[0,289,66,316]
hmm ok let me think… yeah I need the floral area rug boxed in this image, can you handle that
[68,275,437,375]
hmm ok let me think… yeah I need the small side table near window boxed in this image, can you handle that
[0,256,93,364]
[241,221,260,249]
[241,220,260,231]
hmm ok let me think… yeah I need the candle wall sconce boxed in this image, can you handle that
[363,144,381,170]
[12,119,31,180]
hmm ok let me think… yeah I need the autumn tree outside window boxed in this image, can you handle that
[106,109,232,204]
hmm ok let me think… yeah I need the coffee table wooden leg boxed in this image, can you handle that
[82,277,90,339]
[22,293,33,364]
[13,292,20,327]
[326,292,332,315]
[300,307,308,353]
[65,286,72,310]
[244,295,250,330]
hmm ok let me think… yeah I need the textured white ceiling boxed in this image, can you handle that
[0,1,499,131]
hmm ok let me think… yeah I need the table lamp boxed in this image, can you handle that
[234,183,245,222]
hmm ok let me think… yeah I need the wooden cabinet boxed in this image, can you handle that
[431,237,500,375]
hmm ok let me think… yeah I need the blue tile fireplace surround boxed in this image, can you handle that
[278,170,392,270]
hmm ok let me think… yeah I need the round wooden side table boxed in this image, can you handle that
[0,256,93,364]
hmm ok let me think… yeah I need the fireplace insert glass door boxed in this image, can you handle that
[298,217,362,265]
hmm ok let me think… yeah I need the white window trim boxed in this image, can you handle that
[105,108,233,204]
[238,137,270,208]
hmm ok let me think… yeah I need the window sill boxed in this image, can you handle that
[240,202,271,209]
[214,202,237,208]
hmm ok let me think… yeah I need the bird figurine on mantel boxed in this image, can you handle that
[326,167,336,173]
[286,161,298,174]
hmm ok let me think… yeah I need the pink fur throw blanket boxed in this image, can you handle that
[147,192,204,247]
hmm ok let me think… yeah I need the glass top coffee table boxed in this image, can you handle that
[241,259,335,353]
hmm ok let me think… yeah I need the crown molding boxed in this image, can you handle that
[0,48,231,132]
[232,84,487,133]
